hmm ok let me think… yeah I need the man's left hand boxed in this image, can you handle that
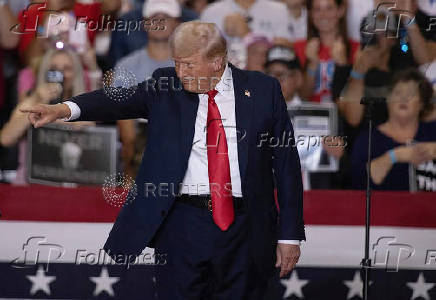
[275,243,301,278]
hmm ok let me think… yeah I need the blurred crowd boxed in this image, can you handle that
[0,0,435,191]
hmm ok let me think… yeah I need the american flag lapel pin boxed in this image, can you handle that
[244,90,251,97]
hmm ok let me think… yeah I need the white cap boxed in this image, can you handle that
[268,47,296,62]
[142,0,181,18]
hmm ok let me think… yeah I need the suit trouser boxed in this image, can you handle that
[153,200,268,300]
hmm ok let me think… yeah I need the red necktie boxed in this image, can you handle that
[206,89,234,231]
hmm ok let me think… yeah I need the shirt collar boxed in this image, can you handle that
[214,63,233,97]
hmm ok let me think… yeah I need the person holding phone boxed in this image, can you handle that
[339,0,433,129]
[0,48,95,184]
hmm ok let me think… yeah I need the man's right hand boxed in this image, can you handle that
[19,103,71,128]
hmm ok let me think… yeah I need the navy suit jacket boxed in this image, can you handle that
[70,63,305,277]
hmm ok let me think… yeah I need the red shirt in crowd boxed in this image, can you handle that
[16,1,101,56]
[294,39,360,103]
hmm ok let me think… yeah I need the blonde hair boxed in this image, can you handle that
[169,21,227,61]
[36,49,86,97]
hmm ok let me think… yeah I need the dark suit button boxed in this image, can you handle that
[161,210,166,217]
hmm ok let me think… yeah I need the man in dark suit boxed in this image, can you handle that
[21,21,305,300]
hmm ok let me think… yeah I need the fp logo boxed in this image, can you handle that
[372,236,415,272]
[10,236,64,271]
[10,2,62,38]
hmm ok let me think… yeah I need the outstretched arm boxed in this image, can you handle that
[66,69,162,122]
[20,69,163,127]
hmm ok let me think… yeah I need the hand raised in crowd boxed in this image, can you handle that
[322,136,345,159]
[396,0,418,17]
[352,47,379,75]
[80,42,99,71]
[331,37,347,66]
[223,13,250,38]
[395,143,436,166]
[305,38,320,67]
[33,83,63,104]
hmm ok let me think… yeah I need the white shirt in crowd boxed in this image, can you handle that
[418,0,436,15]
[287,8,307,42]
[200,0,292,41]
[346,0,373,42]
[420,61,436,94]
[286,94,303,109]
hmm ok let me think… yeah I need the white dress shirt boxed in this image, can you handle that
[62,101,81,121]
[179,64,242,197]
[62,64,300,245]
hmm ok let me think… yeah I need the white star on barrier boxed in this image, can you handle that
[90,267,120,297]
[27,265,56,295]
[344,271,364,299]
[344,270,374,299]
[406,273,435,300]
[280,270,308,299]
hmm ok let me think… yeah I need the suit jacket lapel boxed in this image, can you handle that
[229,63,252,190]
[179,86,200,174]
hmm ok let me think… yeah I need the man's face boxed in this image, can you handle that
[266,62,302,100]
[174,52,222,93]
[311,0,344,34]
[387,80,422,121]
[147,13,180,41]
[246,42,270,72]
